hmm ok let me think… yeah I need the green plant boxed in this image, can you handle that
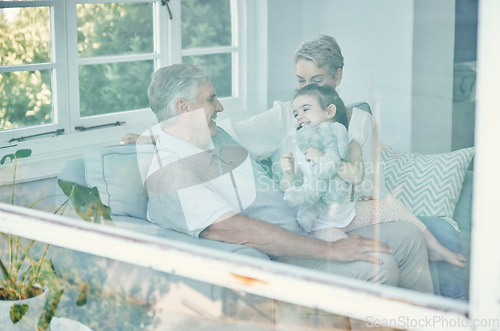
[57,179,112,225]
[0,149,59,325]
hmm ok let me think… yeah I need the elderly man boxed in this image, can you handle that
[144,63,433,293]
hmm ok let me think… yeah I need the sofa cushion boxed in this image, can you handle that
[453,170,473,232]
[85,144,153,220]
[381,145,474,226]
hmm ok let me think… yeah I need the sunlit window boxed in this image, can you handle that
[0,0,242,144]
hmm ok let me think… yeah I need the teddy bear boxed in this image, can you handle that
[283,121,351,232]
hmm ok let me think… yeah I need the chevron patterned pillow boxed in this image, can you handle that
[380,145,474,221]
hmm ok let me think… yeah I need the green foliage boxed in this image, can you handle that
[1,1,234,129]
[57,179,113,225]
[76,2,153,117]
[10,303,29,324]
[181,0,233,97]
[46,251,161,330]
[75,281,89,307]
[0,7,52,130]
[181,0,231,49]
[184,53,232,97]
[0,149,59,325]
[0,149,32,165]
[78,61,152,117]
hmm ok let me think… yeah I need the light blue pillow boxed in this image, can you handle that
[380,145,474,223]
[85,145,152,220]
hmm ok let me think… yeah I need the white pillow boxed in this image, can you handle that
[380,145,474,222]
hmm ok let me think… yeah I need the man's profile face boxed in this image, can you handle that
[185,80,224,137]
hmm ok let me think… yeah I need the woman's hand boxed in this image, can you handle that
[280,152,295,174]
[304,148,324,164]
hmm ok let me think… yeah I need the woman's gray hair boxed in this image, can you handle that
[148,63,211,122]
[293,35,344,80]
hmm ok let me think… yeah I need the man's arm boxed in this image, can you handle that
[201,213,392,264]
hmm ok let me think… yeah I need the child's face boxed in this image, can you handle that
[292,94,332,129]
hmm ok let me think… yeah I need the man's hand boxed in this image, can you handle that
[327,235,393,264]
[120,133,158,145]
[304,148,325,164]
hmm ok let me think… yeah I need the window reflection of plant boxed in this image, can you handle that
[0,149,62,328]
[0,149,121,329]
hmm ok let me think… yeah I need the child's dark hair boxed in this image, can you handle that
[293,84,349,128]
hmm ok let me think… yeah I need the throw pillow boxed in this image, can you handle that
[380,145,474,223]
[85,144,153,220]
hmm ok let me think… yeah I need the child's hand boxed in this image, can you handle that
[304,148,325,164]
[280,152,295,174]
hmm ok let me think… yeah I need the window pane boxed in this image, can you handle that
[181,0,232,49]
[79,61,153,117]
[183,53,232,98]
[0,232,280,330]
[77,2,154,58]
[0,7,51,66]
[0,70,52,130]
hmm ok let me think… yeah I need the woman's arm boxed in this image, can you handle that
[338,140,365,185]
[218,101,295,161]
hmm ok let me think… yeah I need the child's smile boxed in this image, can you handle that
[292,95,333,129]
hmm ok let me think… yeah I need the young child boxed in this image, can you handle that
[280,84,466,267]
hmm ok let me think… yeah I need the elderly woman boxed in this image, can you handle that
[219,35,468,300]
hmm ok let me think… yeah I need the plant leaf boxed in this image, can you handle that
[76,281,89,306]
[58,179,113,224]
[57,179,75,198]
[10,303,29,324]
[0,154,14,165]
[14,149,32,159]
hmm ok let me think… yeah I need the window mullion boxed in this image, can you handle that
[52,0,70,133]
[78,53,159,66]
[167,0,182,64]
[154,0,168,69]
[65,0,81,132]
[181,46,237,57]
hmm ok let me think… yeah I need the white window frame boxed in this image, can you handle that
[2,1,500,328]
[0,1,67,144]
[0,0,249,183]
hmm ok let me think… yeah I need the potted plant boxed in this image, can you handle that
[0,149,59,329]
[0,236,55,329]
[1,149,115,329]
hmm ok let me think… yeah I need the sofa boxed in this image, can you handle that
[57,144,274,316]
[57,140,474,318]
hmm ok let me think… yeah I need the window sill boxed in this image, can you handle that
[0,105,254,186]
[0,118,157,185]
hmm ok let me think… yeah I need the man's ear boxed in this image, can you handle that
[335,68,343,87]
[327,104,337,118]
[174,99,188,114]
